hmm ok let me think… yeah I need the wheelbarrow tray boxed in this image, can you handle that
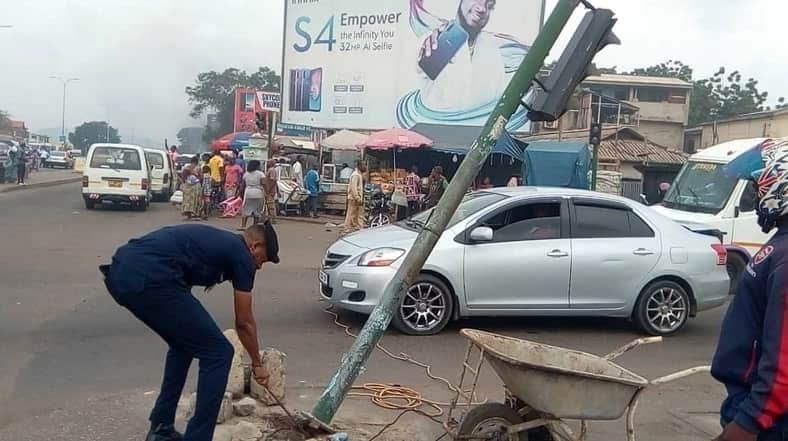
[461,329,648,420]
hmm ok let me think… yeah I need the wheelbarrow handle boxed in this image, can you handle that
[650,365,710,385]
[604,337,663,360]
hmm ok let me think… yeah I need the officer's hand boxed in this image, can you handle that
[712,422,757,441]
[252,365,270,387]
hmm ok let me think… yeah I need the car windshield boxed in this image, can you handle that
[90,147,142,170]
[145,152,164,169]
[662,161,738,214]
[404,192,507,229]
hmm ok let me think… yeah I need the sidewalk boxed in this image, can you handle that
[0,168,82,193]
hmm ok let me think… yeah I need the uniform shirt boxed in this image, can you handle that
[292,161,304,187]
[208,155,224,182]
[348,169,364,203]
[713,229,788,433]
[109,224,256,293]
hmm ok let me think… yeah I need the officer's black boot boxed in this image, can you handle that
[145,423,183,441]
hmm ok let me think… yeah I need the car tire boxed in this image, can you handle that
[392,274,453,335]
[84,199,95,210]
[726,253,747,295]
[634,280,690,336]
[458,403,529,441]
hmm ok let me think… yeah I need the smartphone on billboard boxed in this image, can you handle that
[418,21,469,80]
[308,68,322,112]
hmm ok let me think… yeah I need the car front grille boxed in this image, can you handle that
[323,253,350,269]
[321,284,333,298]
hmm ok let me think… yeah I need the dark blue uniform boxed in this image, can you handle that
[102,224,256,441]
[712,230,788,440]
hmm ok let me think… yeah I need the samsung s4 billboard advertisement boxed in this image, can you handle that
[281,0,544,131]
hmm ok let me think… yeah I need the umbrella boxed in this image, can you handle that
[321,129,368,151]
[356,127,433,150]
[211,132,252,150]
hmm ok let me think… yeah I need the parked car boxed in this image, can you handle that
[46,150,74,169]
[144,148,175,201]
[174,154,194,171]
[82,143,151,210]
[319,187,730,336]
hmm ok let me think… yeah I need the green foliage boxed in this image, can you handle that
[185,67,280,141]
[68,121,120,151]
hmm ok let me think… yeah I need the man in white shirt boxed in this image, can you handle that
[418,0,505,112]
[292,155,304,188]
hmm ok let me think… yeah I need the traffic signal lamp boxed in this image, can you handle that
[589,122,602,146]
[255,112,267,132]
[526,8,620,122]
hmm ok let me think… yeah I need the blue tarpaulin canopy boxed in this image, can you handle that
[410,124,526,160]
[522,140,590,189]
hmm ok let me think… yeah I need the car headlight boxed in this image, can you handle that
[357,247,405,267]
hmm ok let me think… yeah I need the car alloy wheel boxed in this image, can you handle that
[640,284,689,335]
[400,282,447,331]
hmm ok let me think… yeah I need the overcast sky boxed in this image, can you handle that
[2,0,786,144]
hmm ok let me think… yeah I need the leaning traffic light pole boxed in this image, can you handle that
[311,0,617,425]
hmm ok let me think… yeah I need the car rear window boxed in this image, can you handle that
[145,152,164,169]
[90,147,142,170]
[573,204,654,238]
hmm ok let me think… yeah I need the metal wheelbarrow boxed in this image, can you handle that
[445,329,710,441]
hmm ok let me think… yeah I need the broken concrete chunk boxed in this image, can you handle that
[216,392,234,424]
[223,329,250,398]
[232,397,258,417]
[249,348,286,405]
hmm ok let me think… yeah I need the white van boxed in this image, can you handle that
[82,143,151,210]
[652,138,769,293]
[144,148,175,201]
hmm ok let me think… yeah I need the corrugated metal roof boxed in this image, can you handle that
[599,139,687,165]
[584,74,692,89]
[697,107,788,126]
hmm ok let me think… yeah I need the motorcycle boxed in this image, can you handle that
[366,189,393,228]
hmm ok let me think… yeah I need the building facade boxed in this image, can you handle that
[693,108,788,149]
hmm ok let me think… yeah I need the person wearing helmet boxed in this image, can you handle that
[712,139,788,441]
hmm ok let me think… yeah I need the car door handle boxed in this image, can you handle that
[547,249,569,258]
[633,248,655,256]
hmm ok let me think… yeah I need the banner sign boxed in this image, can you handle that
[281,0,543,131]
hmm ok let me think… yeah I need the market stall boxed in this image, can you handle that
[318,129,367,213]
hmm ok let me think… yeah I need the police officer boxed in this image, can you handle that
[100,222,279,441]
[712,141,788,441]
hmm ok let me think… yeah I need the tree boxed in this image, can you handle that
[0,110,10,130]
[185,67,280,141]
[176,126,205,153]
[627,61,784,126]
[69,121,120,152]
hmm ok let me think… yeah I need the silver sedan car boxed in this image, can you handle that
[319,187,729,336]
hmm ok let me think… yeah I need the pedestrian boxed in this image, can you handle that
[405,165,421,216]
[479,176,493,189]
[235,150,246,172]
[100,223,279,441]
[506,175,520,187]
[292,155,304,188]
[264,160,279,223]
[711,147,788,441]
[180,157,202,220]
[169,145,179,164]
[201,165,213,220]
[241,160,266,230]
[39,148,49,168]
[16,145,27,185]
[305,164,320,218]
[223,157,244,200]
[208,151,225,210]
[343,160,366,234]
[426,166,448,209]
[339,163,353,183]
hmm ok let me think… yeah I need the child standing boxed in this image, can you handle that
[201,165,213,220]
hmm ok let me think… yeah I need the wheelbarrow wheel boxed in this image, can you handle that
[459,403,549,441]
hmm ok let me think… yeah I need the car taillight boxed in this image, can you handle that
[711,244,728,265]
[141,178,149,190]
[82,176,88,188]
[163,173,169,184]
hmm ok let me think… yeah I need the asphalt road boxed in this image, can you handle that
[0,183,729,440]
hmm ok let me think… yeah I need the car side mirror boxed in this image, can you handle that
[469,226,494,242]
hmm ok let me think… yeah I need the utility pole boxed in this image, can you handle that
[49,76,79,146]
[310,0,584,425]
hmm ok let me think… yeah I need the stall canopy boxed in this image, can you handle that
[522,140,590,189]
[211,131,251,150]
[320,129,367,151]
[410,124,525,160]
[358,127,433,150]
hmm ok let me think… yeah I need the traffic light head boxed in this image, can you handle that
[526,9,620,122]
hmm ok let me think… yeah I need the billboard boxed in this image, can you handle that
[233,88,283,132]
[281,0,544,131]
